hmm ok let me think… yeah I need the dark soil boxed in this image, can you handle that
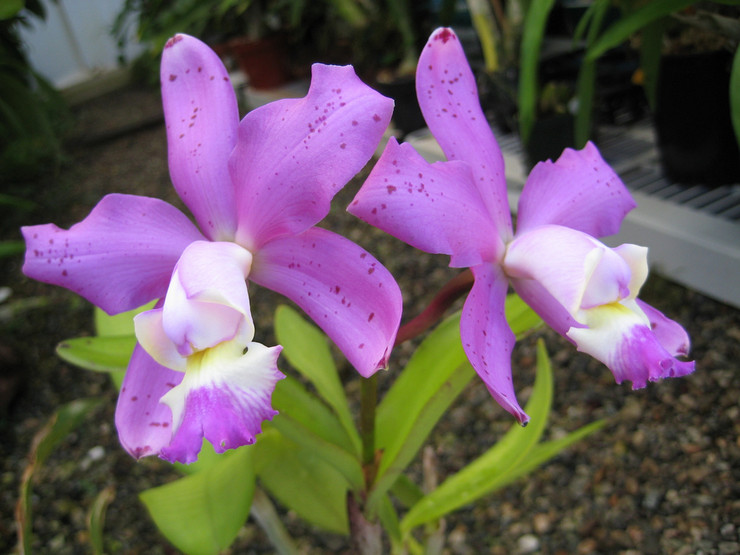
[1,85,738,555]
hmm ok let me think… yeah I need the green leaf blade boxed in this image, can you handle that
[399,339,554,533]
[140,446,256,555]
[274,305,360,454]
[56,335,136,373]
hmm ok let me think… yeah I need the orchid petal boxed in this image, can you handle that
[115,343,183,459]
[417,28,512,240]
[134,308,186,371]
[349,137,503,267]
[567,301,695,388]
[22,194,204,315]
[510,277,581,340]
[160,340,284,464]
[636,299,692,357]
[161,33,239,241]
[461,264,528,424]
[516,142,636,238]
[160,241,254,356]
[505,225,634,316]
[250,227,402,377]
[232,63,393,249]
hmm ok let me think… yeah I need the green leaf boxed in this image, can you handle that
[140,446,255,555]
[371,311,473,512]
[518,0,558,144]
[94,302,155,336]
[254,429,350,534]
[274,305,360,455]
[496,419,606,486]
[272,375,358,455]
[56,335,136,373]
[370,296,540,514]
[399,339,554,533]
[88,485,115,555]
[269,396,365,492]
[585,0,695,62]
[730,45,740,150]
[0,0,24,20]
[505,293,542,337]
[0,240,25,258]
[16,398,102,554]
[638,18,667,110]
[90,302,155,389]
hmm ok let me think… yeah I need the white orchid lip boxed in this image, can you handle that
[135,240,255,370]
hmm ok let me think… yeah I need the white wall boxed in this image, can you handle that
[17,0,142,89]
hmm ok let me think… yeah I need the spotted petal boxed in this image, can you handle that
[161,34,239,241]
[232,63,393,250]
[159,340,284,464]
[22,194,204,315]
[250,227,402,377]
[417,28,512,241]
[350,137,503,267]
[115,343,183,460]
[461,263,528,424]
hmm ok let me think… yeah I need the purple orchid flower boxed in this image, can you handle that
[22,34,402,463]
[349,28,694,424]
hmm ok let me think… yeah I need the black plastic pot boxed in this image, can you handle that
[375,75,426,137]
[654,50,740,185]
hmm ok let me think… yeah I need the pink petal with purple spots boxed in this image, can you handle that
[115,343,183,460]
[161,34,239,241]
[349,137,503,268]
[461,263,528,424]
[22,193,204,315]
[250,227,402,377]
[416,27,512,241]
[231,63,393,250]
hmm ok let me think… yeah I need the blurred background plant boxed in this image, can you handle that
[0,0,70,184]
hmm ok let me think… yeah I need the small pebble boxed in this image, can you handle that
[517,534,539,554]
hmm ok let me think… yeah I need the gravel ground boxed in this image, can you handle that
[1,85,738,554]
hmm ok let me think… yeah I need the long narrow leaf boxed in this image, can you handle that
[371,296,540,513]
[254,429,350,534]
[16,399,102,554]
[399,340,553,533]
[518,0,558,144]
[88,485,115,555]
[274,305,360,455]
[56,335,136,373]
[498,419,606,486]
[269,412,365,493]
[585,0,695,61]
[374,312,468,483]
[730,45,740,149]
[273,375,358,454]
[140,446,255,555]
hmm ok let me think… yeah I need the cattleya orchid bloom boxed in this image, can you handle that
[22,34,402,463]
[349,27,694,424]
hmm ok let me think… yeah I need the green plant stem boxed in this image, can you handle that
[250,487,299,555]
[361,374,378,471]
